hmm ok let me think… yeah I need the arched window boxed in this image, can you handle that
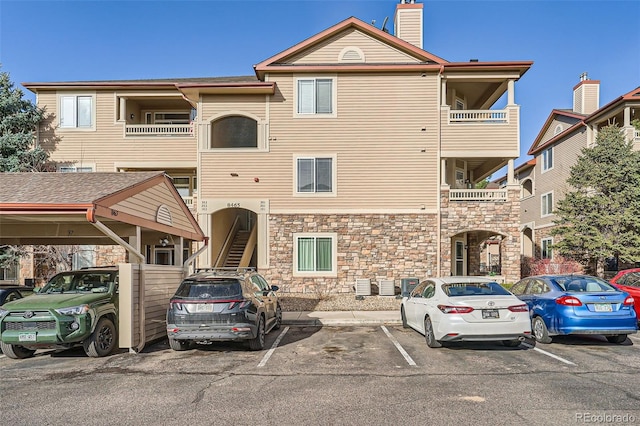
[521,178,533,198]
[211,115,257,148]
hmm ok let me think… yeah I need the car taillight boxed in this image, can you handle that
[508,304,529,312]
[170,300,183,310]
[556,296,583,306]
[438,305,474,314]
[624,296,635,306]
[228,300,249,309]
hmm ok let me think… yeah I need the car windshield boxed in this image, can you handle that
[443,282,510,297]
[40,272,115,294]
[554,277,618,293]
[173,279,242,299]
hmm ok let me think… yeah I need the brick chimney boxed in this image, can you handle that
[394,0,423,49]
[573,72,600,115]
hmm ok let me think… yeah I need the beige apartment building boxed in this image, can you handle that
[499,75,640,273]
[19,0,532,291]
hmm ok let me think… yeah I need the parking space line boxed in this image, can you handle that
[381,326,416,366]
[522,342,576,365]
[257,326,289,367]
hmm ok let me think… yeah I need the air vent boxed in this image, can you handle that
[339,47,365,63]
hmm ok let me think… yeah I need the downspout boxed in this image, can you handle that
[436,65,444,277]
[86,208,146,352]
[183,237,209,275]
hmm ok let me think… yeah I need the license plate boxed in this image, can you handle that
[482,309,499,319]
[594,303,613,312]
[18,332,36,342]
[194,303,214,313]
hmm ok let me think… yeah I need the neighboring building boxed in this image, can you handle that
[506,74,639,273]
[23,0,532,291]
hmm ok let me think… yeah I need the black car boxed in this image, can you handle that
[0,285,34,306]
[166,268,281,351]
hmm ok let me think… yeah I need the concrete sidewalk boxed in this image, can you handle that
[282,310,401,326]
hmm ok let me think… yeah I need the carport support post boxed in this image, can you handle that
[118,263,134,351]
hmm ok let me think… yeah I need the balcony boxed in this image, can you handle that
[125,124,194,137]
[449,189,508,202]
[440,106,520,157]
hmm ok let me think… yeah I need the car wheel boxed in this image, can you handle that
[401,307,408,329]
[83,317,117,357]
[0,341,35,359]
[502,340,521,348]
[606,334,627,344]
[168,337,190,351]
[532,316,552,344]
[273,304,283,330]
[424,317,442,348]
[248,315,265,351]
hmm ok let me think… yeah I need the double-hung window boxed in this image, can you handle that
[541,238,553,259]
[294,233,337,276]
[297,157,333,194]
[297,78,334,115]
[541,191,553,217]
[60,95,93,129]
[542,147,553,172]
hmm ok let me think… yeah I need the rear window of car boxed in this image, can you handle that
[173,279,242,299]
[443,282,510,297]
[554,277,617,293]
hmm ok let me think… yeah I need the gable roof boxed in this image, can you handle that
[585,86,640,123]
[253,16,448,78]
[527,109,586,155]
[0,172,205,243]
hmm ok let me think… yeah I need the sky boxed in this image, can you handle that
[1,0,639,170]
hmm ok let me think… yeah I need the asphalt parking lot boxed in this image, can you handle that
[3,326,640,425]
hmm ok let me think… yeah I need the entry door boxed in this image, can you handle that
[454,241,465,276]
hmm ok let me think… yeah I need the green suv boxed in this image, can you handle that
[0,266,119,359]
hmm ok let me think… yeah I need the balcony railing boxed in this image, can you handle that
[182,196,195,207]
[449,189,508,202]
[449,110,508,124]
[635,129,640,141]
[125,124,194,137]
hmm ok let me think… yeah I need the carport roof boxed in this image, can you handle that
[0,172,205,245]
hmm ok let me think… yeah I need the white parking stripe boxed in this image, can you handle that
[381,326,416,366]
[522,342,576,365]
[257,326,289,367]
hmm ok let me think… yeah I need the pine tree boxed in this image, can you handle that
[551,124,640,270]
[0,69,49,171]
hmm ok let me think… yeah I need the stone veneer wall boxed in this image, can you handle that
[440,187,522,283]
[266,214,439,293]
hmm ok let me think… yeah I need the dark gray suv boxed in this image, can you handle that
[166,268,281,351]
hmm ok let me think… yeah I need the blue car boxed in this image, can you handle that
[510,274,637,344]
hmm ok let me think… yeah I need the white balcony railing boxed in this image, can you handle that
[449,109,508,124]
[449,189,508,202]
[635,129,640,141]
[125,124,194,137]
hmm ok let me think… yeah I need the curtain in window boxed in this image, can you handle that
[77,96,92,127]
[298,80,314,114]
[60,96,76,127]
[297,158,314,192]
[298,237,314,271]
[316,238,332,271]
[316,79,332,114]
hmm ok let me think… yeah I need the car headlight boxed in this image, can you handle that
[55,305,90,315]
[0,308,8,318]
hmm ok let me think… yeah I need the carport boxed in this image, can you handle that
[0,171,206,352]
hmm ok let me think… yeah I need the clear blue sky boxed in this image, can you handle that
[1,0,639,169]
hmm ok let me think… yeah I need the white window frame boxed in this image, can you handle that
[541,237,553,259]
[58,93,96,130]
[541,191,553,217]
[294,76,337,118]
[58,164,95,173]
[294,154,337,197]
[293,233,337,277]
[541,147,554,172]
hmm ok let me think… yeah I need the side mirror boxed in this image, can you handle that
[271,285,279,292]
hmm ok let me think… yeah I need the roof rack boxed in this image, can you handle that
[80,265,117,269]
[194,267,256,275]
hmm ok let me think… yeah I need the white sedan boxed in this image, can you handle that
[401,277,532,348]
